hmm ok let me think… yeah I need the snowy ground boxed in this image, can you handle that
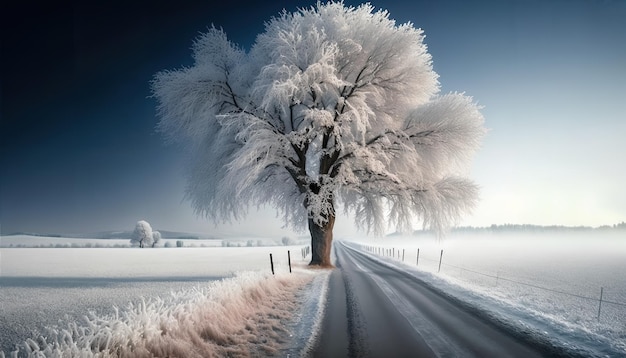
[0,244,325,356]
[347,231,626,356]
[2,232,623,356]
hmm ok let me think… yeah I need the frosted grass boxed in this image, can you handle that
[3,270,319,357]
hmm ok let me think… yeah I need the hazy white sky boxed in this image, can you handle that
[2,0,624,237]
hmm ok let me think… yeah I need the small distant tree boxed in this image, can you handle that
[176,240,184,247]
[152,231,162,247]
[153,2,485,266]
[281,236,294,246]
[130,220,153,248]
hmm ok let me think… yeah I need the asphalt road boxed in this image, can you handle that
[313,241,570,358]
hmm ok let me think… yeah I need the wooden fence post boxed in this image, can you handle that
[416,248,420,267]
[288,250,292,273]
[438,249,444,273]
[269,253,275,275]
[598,287,604,321]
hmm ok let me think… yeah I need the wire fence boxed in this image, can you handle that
[358,244,626,321]
[266,246,311,275]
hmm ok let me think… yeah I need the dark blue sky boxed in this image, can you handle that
[2,0,625,236]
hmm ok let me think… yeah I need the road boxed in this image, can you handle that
[313,241,574,358]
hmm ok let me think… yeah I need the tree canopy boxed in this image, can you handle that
[131,220,154,248]
[152,2,485,254]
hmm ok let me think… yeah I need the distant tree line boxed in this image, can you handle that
[452,222,626,234]
[5,243,131,248]
[402,222,626,236]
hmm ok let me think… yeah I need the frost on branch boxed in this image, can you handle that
[152,2,486,237]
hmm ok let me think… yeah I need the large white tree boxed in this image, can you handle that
[152,2,485,266]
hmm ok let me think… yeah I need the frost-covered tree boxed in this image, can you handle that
[130,220,153,248]
[152,231,162,247]
[152,2,485,266]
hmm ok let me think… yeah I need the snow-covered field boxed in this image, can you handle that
[0,243,323,356]
[349,230,626,355]
[2,231,624,356]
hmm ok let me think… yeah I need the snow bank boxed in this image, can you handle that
[5,267,325,357]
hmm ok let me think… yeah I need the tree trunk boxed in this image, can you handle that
[308,215,335,267]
